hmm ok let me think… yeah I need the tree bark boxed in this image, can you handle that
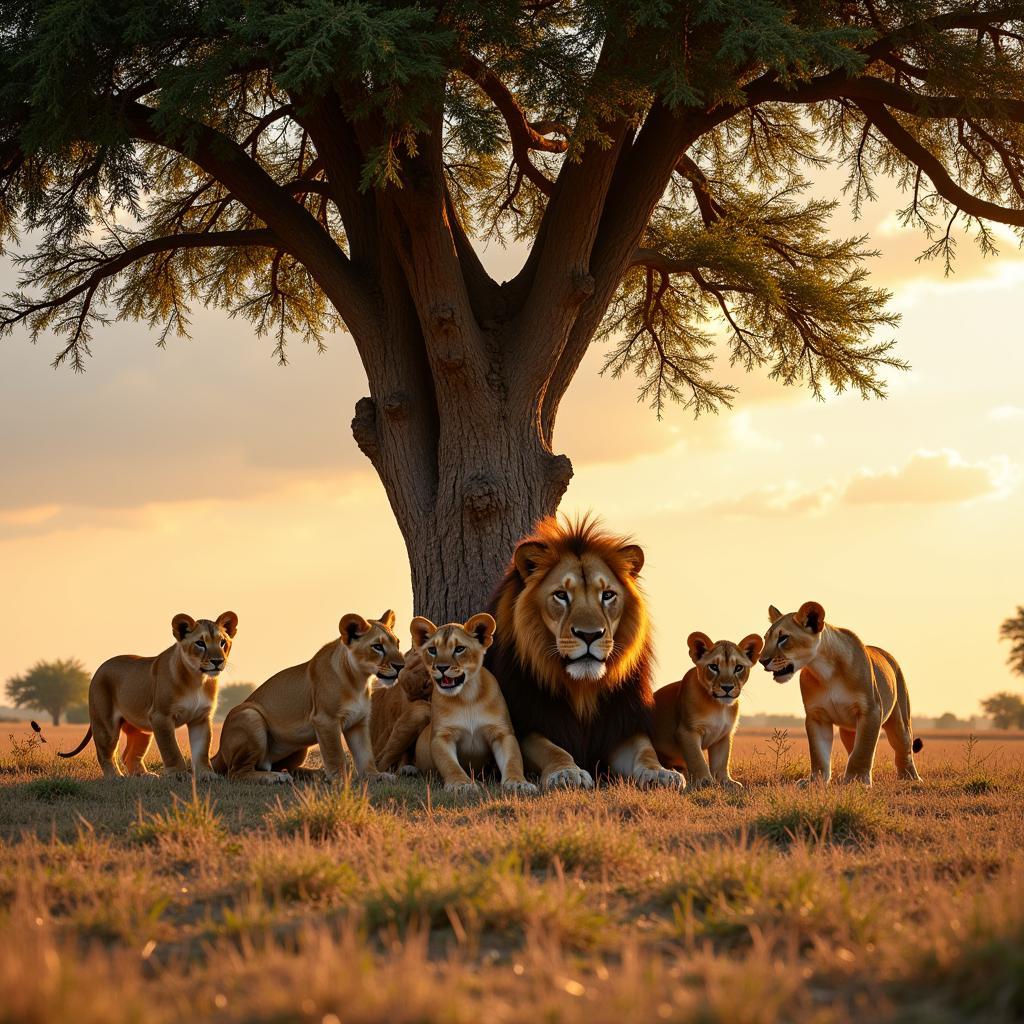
[353,351,573,621]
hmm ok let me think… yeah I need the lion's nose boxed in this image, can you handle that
[759,656,772,667]
[435,664,450,674]
[720,682,735,694]
[210,657,224,669]
[571,628,605,645]
[390,662,403,673]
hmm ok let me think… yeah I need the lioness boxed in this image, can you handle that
[489,515,682,791]
[760,602,923,784]
[59,612,238,779]
[411,613,537,795]
[212,611,404,784]
[652,631,763,789]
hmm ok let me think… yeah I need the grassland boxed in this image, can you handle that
[0,724,1021,1024]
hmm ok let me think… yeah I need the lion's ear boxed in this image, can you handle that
[172,614,196,641]
[216,611,239,638]
[410,616,437,649]
[339,613,370,644]
[768,604,783,624]
[465,613,496,648]
[513,541,548,580]
[378,609,396,630]
[618,544,645,577]
[687,631,713,663]
[796,601,826,634]
[738,633,764,663]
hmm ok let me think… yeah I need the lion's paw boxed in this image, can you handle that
[841,772,872,786]
[718,777,744,791]
[398,764,420,777]
[444,780,479,795]
[502,778,539,796]
[542,766,594,792]
[796,775,829,788]
[364,771,397,784]
[634,767,685,790]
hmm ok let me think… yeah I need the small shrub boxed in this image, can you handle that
[963,776,998,796]
[269,783,375,840]
[511,818,640,874]
[250,847,359,903]
[130,792,224,845]
[752,786,889,846]
[26,777,86,802]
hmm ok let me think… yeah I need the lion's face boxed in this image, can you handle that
[411,613,495,697]
[172,612,238,678]
[340,610,404,684]
[499,521,649,719]
[688,632,763,704]
[523,550,633,683]
[760,602,826,683]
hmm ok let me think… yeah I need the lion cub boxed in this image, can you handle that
[652,632,763,789]
[59,612,238,780]
[370,649,433,774]
[213,611,404,784]
[411,614,537,795]
[760,602,923,785]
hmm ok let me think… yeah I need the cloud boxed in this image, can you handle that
[991,405,1024,421]
[842,449,1013,506]
[708,481,839,519]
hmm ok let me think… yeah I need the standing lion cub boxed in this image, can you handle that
[59,612,238,779]
[652,631,763,789]
[213,610,404,784]
[411,614,537,795]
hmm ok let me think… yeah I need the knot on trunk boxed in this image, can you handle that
[351,396,379,460]
[463,473,501,522]
[382,390,409,420]
[545,453,574,501]
[570,267,596,302]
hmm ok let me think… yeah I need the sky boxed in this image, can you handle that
[1,176,1023,718]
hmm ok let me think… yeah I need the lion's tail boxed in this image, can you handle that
[57,727,93,759]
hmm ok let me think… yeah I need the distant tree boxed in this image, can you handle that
[6,659,91,726]
[214,682,257,722]
[1000,607,1024,677]
[981,692,1024,730]
[935,712,961,730]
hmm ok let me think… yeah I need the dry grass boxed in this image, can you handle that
[0,726,1022,1022]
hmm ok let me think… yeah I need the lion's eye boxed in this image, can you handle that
[601,590,616,603]
[778,635,789,647]
[734,664,743,674]
[427,646,437,657]
[219,639,228,650]
[454,645,465,655]
[371,643,385,654]
[553,590,569,603]
[707,664,719,674]
[195,640,206,651]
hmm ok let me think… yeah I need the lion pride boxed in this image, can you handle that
[487,516,682,791]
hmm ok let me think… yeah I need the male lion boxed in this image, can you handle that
[488,516,682,791]
[59,612,238,779]
[760,601,923,785]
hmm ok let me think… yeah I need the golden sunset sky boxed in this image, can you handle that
[2,172,1022,718]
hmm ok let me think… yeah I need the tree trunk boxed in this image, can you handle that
[51,710,61,726]
[353,367,573,622]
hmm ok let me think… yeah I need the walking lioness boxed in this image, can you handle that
[760,602,923,784]
[213,611,404,783]
[59,612,239,779]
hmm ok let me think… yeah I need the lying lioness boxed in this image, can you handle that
[411,614,537,795]
[212,611,404,784]
[760,602,923,784]
[59,612,238,779]
[652,631,763,789]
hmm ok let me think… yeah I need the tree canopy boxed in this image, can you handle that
[1000,606,1024,676]
[3,1,1024,614]
[981,691,1024,729]
[6,658,91,726]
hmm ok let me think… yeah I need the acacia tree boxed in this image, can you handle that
[1001,607,1024,676]
[3,2,1024,618]
[7,658,90,726]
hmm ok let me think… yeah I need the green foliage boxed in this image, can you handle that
[981,692,1024,730]
[752,785,889,846]
[26,776,86,802]
[269,782,376,839]
[1000,606,1024,677]
[2,0,1024,418]
[6,658,90,726]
